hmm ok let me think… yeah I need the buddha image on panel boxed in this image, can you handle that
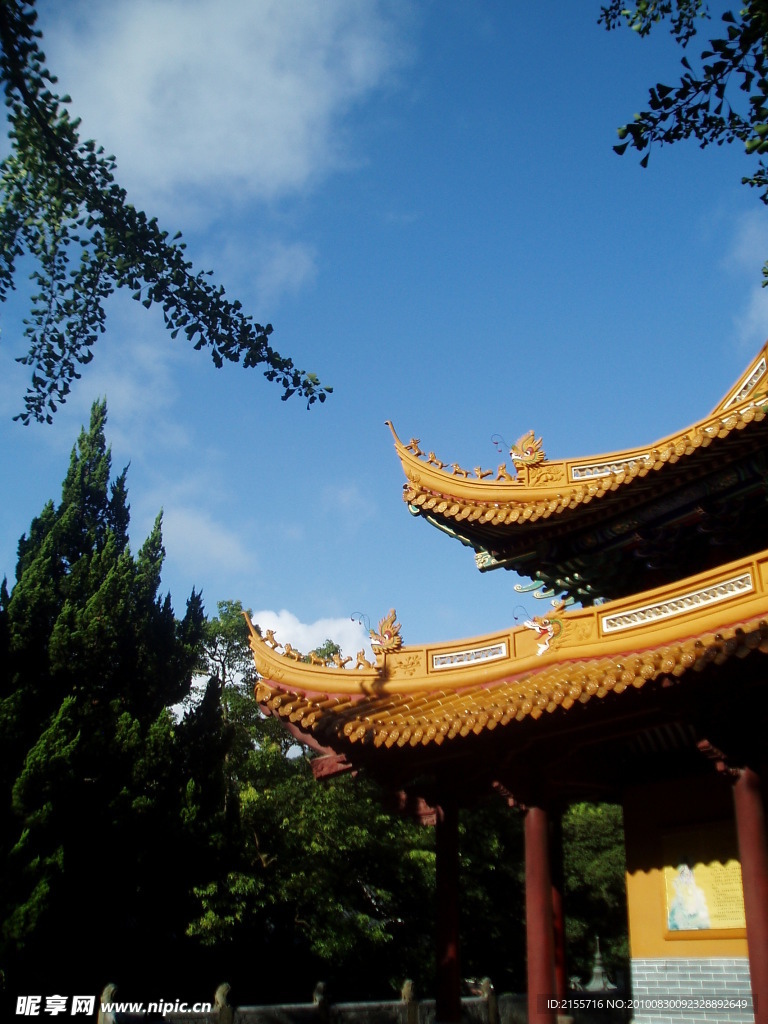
[667,862,711,931]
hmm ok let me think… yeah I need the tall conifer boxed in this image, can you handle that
[0,400,204,996]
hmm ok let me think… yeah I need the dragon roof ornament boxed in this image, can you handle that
[245,550,768,699]
[385,340,768,525]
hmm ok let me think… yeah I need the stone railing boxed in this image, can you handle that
[163,980,521,1024]
[163,985,630,1024]
[108,974,629,1024]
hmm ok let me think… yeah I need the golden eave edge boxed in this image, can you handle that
[247,549,768,698]
[387,340,768,505]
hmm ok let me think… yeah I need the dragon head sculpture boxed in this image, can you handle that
[510,429,546,467]
[370,608,403,653]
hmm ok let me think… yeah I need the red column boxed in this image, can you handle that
[550,813,568,998]
[525,804,557,1024]
[435,799,461,1023]
[733,767,768,1024]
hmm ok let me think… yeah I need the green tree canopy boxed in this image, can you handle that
[189,605,630,1001]
[0,400,207,996]
[602,1,768,278]
[187,603,438,1003]
[562,802,628,984]
[0,1,331,423]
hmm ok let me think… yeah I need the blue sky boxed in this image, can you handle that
[1,0,766,658]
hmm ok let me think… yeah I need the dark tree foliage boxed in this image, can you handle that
[186,600,629,1003]
[0,1,331,424]
[189,602,438,1004]
[458,798,526,993]
[0,533,629,1005]
[562,803,628,986]
[458,800,627,995]
[306,638,342,663]
[601,1,768,278]
[0,400,207,998]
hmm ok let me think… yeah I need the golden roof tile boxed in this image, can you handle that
[388,341,768,601]
[247,549,768,753]
[253,618,768,751]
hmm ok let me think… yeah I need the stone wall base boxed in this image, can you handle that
[629,957,753,1024]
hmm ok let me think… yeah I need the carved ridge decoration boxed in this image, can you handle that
[600,573,754,635]
[722,357,767,410]
[246,609,402,677]
[388,348,768,530]
[432,642,508,670]
[527,463,566,486]
[389,420,551,488]
[567,621,595,643]
[571,454,652,480]
[390,653,421,677]
[396,394,768,527]
[254,618,768,748]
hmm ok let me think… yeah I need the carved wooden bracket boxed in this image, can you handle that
[696,738,741,778]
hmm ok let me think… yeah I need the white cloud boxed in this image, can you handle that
[0,317,189,464]
[732,283,768,352]
[255,240,318,304]
[163,505,258,578]
[727,212,767,272]
[727,212,768,351]
[67,337,189,458]
[249,608,372,660]
[321,482,375,526]
[44,0,409,220]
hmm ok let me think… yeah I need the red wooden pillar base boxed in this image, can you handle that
[550,812,568,999]
[525,804,557,1024]
[733,767,768,1024]
[435,799,461,1023]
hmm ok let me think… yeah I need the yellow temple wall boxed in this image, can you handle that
[624,775,747,960]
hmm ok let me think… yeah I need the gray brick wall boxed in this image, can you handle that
[629,958,753,1024]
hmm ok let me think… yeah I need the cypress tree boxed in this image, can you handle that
[0,400,205,998]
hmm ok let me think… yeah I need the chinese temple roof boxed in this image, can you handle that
[249,549,768,797]
[388,342,768,603]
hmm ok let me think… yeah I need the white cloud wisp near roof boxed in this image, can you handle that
[249,608,372,661]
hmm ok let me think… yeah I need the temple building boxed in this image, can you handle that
[247,342,768,1024]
